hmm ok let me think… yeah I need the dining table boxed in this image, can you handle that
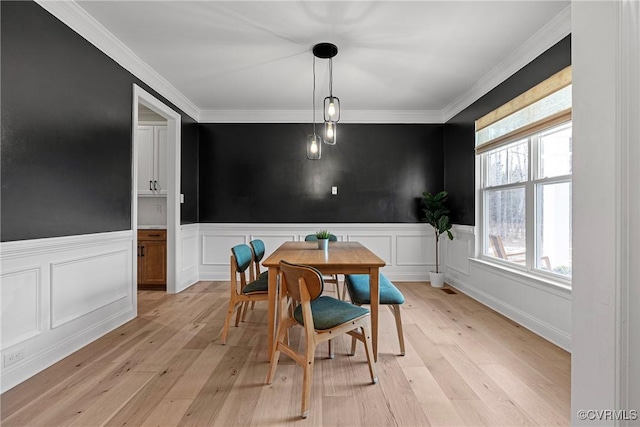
[262,241,386,361]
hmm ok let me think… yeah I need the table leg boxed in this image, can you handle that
[267,267,278,359]
[369,267,380,362]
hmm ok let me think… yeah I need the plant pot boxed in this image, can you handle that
[429,271,445,288]
[317,238,329,251]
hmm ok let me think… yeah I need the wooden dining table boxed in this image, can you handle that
[262,241,386,361]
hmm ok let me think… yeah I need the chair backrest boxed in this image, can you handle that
[279,260,324,303]
[304,234,338,242]
[488,235,507,259]
[249,239,265,279]
[250,239,265,262]
[231,244,252,273]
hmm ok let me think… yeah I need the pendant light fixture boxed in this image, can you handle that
[306,55,322,160]
[313,42,340,145]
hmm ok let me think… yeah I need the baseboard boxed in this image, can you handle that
[1,306,135,392]
[446,275,571,352]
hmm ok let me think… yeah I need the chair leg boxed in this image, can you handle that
[234,300,243,327]
[301,342,316,419]
[359,325,378,384]
[241,301,250,322]
[266,321,289,384]
[328,338,334,359]
[334,276,341,300]
[391,304,405,356]
[350,334,357,356]
[349,302,362,356]
[220,298,238,345]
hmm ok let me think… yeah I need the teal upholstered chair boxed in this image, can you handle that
[249,239,268,281]
[266,260,377,419]
[304,234,343,299]
[240,239,268,320]
[220,244,269,344]
[345,273,406,356]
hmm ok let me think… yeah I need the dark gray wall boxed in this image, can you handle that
[443,35,572,225]
[199,123,444,223]
[1,1,199,242]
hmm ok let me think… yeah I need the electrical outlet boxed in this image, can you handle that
[4,349,24,367]
[331,186,338,195]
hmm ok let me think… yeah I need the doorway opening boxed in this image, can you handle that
[132,84,181,302]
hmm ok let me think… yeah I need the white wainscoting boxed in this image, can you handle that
[442,225,572,351]
[0,231,136,392]
[198,223,436,281]
[178,223,199,293]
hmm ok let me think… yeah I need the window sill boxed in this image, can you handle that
[469,257,572,296]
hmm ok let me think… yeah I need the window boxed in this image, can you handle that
[476,67,572,282]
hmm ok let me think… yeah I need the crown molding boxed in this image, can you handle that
[35,1,569,126]
[35,0,200,121]
[441,5,571,123]
[198,109,444,124]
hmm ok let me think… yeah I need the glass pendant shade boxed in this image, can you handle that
[324,121,337,145]
[306,133,322,159]
[324,96,340,122]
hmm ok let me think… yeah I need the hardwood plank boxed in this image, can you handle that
[140,398,194,427]
[0,281,571,427]
[104,349,202,426]
[176,344,252,427]
[402,366,466,427]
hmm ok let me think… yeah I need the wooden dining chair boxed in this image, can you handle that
[220,244,269,344]
[345,273,405,356]
[240,239,268,321]
[304,234,343,299]
[249,239,268,281]
[266,260,377,419]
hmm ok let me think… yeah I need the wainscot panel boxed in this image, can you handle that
[0,231,136,392]
[178,224,199,293]
[442,225,572,351]
[198,223,435,282]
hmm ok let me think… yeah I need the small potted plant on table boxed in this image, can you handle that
[315,230,331,251]
[421,191,454,287]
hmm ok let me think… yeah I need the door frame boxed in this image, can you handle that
[132,84,181,296]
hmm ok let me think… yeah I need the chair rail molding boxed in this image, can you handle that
[197,223,436,282]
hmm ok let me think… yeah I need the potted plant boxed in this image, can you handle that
[421,191,454,287]
[315,230,331,251]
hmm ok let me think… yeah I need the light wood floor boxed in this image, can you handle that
[1,281,570,426]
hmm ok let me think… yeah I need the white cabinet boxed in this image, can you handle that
[137,125,167,196]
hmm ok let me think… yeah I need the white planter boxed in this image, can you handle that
[429,271,445,288]
[317,238,329,251]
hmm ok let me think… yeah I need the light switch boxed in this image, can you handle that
[331,186,338,195]
[180,194,185,203]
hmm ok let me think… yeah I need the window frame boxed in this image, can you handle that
[475,67,572,286]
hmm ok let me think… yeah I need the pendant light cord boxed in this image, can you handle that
[312,55,317,135]
[329,57,333,98]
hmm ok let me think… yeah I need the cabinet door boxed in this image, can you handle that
[139,240,167,286]
[154,126,167,195]
[137,126,155,195]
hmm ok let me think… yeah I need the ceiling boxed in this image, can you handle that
[71,1,570,123]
